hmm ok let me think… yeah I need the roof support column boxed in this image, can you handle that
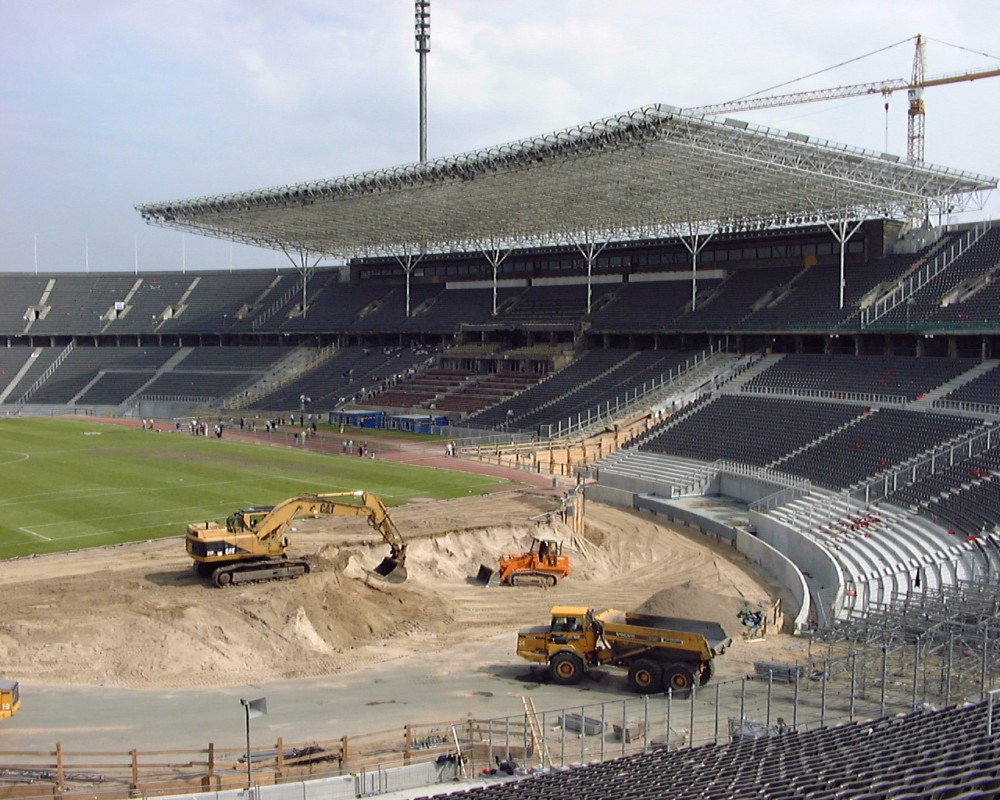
[393,252,425,317]
[670,223,716,312]
[279,246,322,320]
[573,237,609,314]
[823,215,865,309]
[481,243,512,315]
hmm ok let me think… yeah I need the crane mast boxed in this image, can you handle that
[908,33,926,164]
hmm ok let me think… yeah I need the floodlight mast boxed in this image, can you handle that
[415,1,430,162]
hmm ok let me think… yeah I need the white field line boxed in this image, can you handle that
[0,451,31,466]
[17,527,50,541]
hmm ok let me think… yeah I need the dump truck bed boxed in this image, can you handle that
[597,610,732,654]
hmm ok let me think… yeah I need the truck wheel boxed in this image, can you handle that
[549,652,585,685]
[662,663,695,695]
[627,659,662,694]
[700,658,715,687]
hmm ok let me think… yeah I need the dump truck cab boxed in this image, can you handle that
[517,606,603,684]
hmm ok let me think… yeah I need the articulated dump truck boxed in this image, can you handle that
[517,605,731,694]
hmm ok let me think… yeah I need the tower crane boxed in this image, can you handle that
[686,34,1000,165]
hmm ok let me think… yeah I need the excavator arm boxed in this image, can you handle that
[356,492,407,562]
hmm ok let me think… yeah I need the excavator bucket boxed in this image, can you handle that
[371,556,407,583]
[476,564,501,586]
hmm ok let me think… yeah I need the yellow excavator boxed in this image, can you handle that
[186,491,407,587]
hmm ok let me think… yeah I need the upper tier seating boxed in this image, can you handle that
[639,395,863,467]
[879,226,1000,326]
[495,283,616,325]
[587,278,715,332]
[745,354,979,400]
[678,264,801,330]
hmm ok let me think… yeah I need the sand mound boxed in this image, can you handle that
[636,581,769,636]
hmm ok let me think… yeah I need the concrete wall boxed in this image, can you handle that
[750,509,844,624]
[158,760,464,800]
[584,483,637,508]
[593,471,670,497]
[636,494,737,546]
[717,473,785,504]
[735,527,811,634]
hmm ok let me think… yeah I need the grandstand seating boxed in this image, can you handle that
[0,274,50,331]
[495,283,616,325]
[879,226,1000,326]
[465,349,634,431]
[247,346,433,410]
[745,354,979,400]
[679,264,801,329]
[588,278,715,331]
[939,363,1000,408]
[412,700,1000,800]
[25,346,175,404]
[639,396,864,468]
[776,409,982,490]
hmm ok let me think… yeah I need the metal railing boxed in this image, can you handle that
[931,398,1000,417]
[251,281,301,331]
[15,341,74,405]
[743,385,908,407]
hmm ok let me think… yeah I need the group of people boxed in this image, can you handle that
[341,439,375,459]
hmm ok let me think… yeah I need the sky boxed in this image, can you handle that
[1,0,999,273]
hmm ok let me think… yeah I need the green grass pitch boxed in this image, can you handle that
[0,418,514,559]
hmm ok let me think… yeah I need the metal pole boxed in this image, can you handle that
[820,658,828,727]
[714,683,721,744]
[689,684,696,747]
[415,1,430,162]
[881,646,888,716]
[666,689,672,751]
[850,651,857,722]
[243,703,252,790]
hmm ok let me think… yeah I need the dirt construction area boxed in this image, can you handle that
[0,490,807,693]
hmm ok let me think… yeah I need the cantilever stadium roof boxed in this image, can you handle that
[136,103,996,259]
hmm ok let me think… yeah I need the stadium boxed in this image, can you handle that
[3,5,1000,800]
